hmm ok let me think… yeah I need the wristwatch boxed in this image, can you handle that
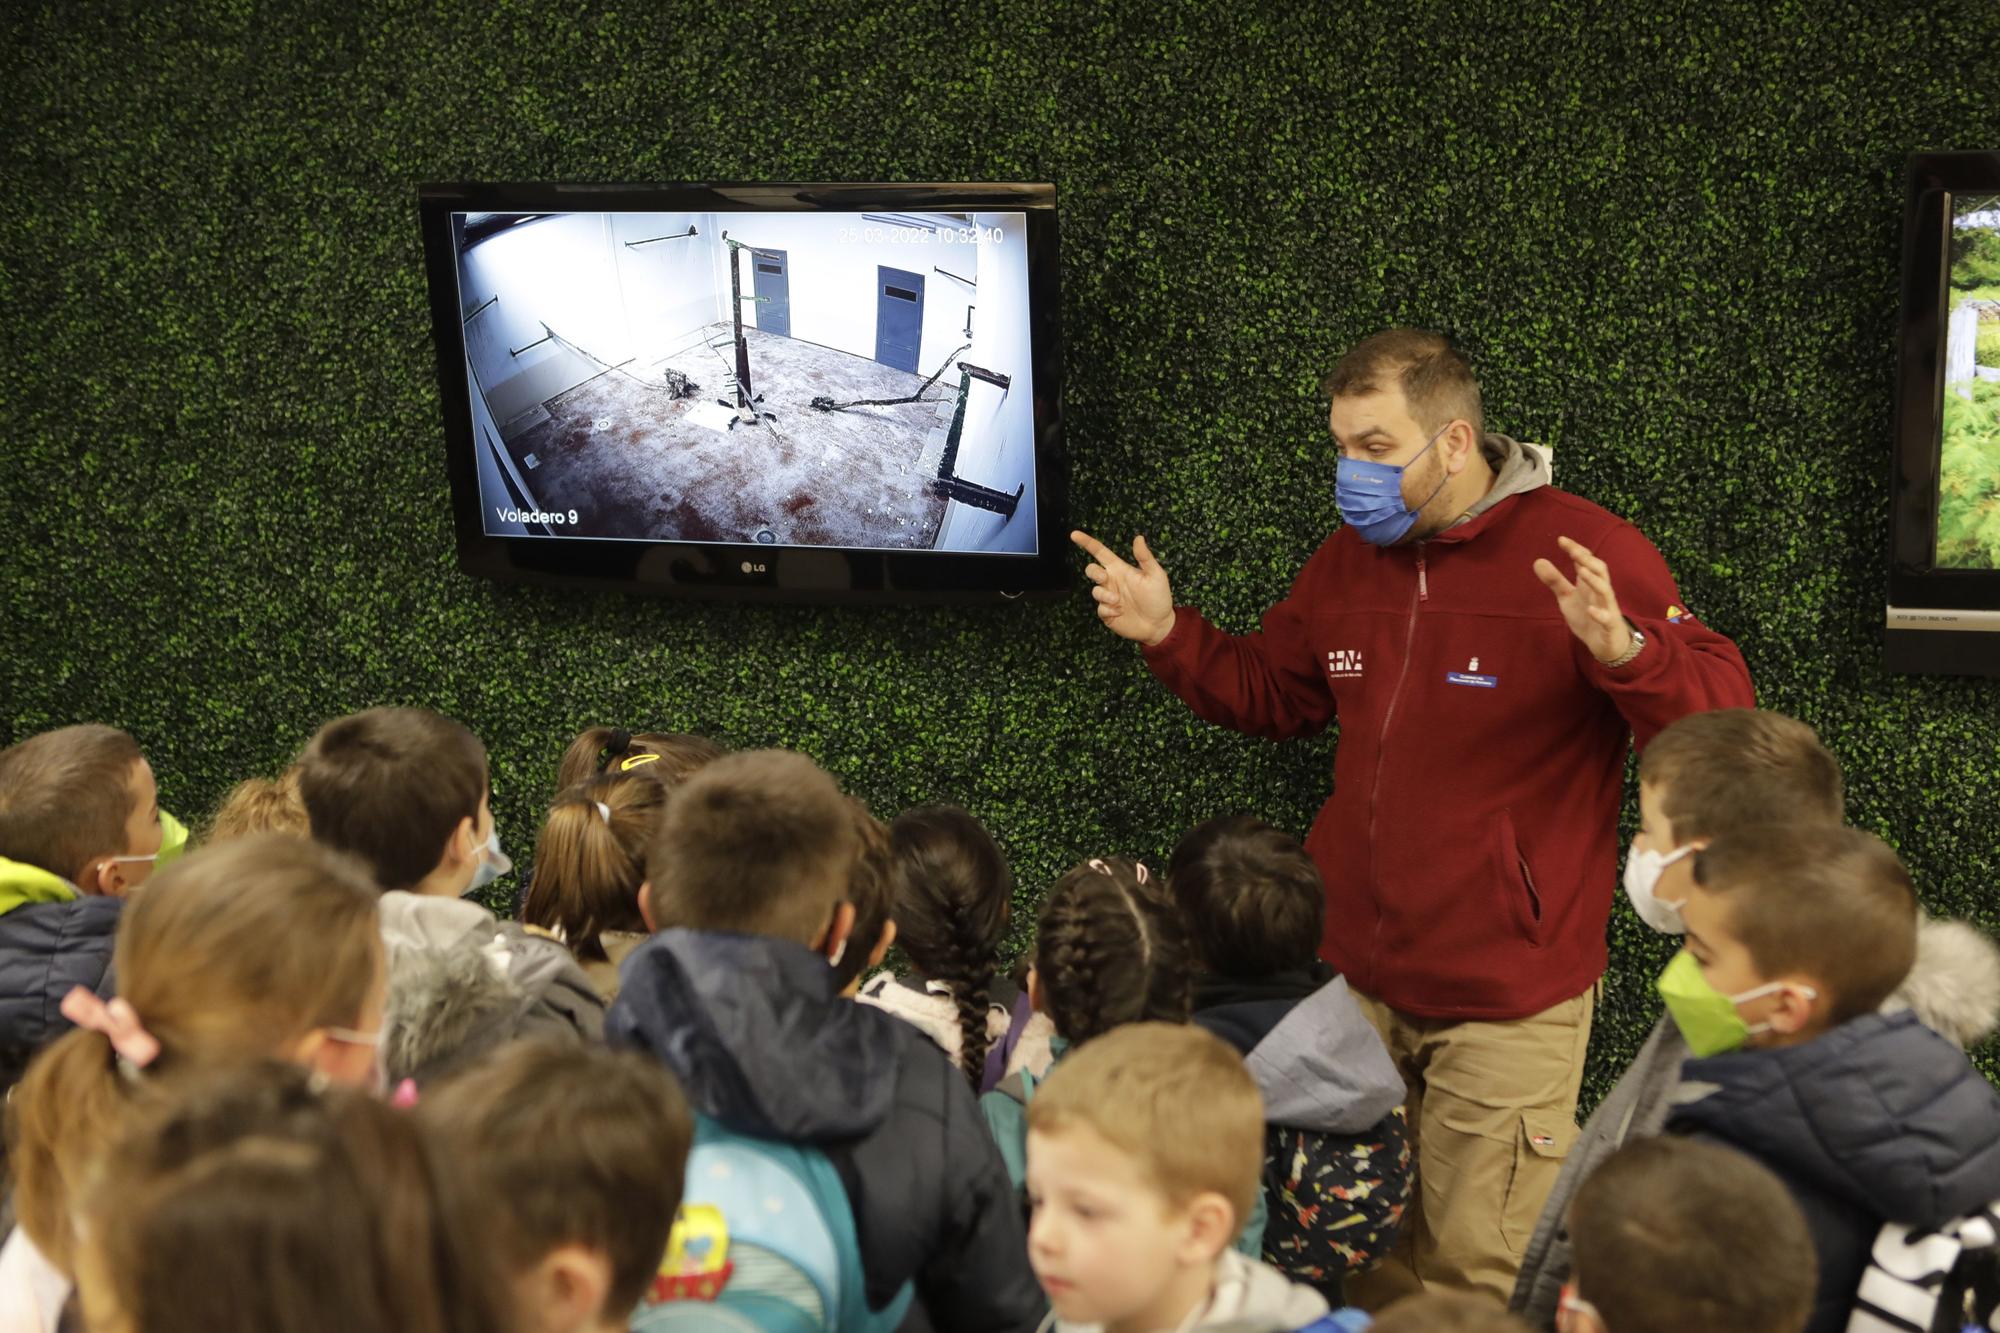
[1605,626,1647,669]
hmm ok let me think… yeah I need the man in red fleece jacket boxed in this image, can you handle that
[1073,328,1754,1306]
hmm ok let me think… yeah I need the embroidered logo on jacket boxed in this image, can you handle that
[1447,655,1498,689]
[1327,649,1364,679]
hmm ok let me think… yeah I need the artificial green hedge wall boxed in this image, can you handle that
[4,1,1999,1104]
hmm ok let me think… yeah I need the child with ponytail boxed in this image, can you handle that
[553,726,723,793]
[0,834,388,1330]
[857,805,1047,1090]
[521,773,667,1001]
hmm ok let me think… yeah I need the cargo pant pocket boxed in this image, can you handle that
[1501,1107,1579,1255]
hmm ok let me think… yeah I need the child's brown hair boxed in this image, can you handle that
[420,1040,694,1319]
[1638,709,1844,844]
[298,707,487,891]
[205,765,309,844]
[1166,815,1324,978]
[1027,1022,1263,1236]
[832,800,897,990]
[7,834,383,1274]
[1689,824,1919,1024]
[1569,1137,1816,1333]
[887,805,1012,1084]
[80,1060,513,1333]
[643,750,857,944]
[556,726,723,793]
[0,723,146,881]
[1033,857,1194,1046]
[523,772,666,962]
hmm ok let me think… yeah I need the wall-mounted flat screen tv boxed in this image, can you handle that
[1888,151,2000,674]
[417,183,1065,601]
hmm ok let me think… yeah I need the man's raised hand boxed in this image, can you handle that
[1533,536,1637,666]
[1072,530,1176,647]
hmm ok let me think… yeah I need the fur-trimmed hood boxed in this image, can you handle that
[378,892,604,1084]
[1884,915,2000,1049]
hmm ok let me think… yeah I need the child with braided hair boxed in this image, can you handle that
[858,805,1050,1089]
[978,856,1197,1191]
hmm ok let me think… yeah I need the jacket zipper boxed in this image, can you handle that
[1365,548,1426,986]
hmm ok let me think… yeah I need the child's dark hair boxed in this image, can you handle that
[557,726,724,793]
[1034,857,1193,1047]
[888,805,1012,1085]
[1167,815,1324,977]
[420,1040,694,1320]
[833,801,897,990]
[1569,1137,1816,1333]
[523,772,666,962]
[82,1060,514,1333]
[298,707,487,891]
[0,723,145,880]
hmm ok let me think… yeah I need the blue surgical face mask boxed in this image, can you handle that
[465,827,512,896]
[1335,423,1453,545]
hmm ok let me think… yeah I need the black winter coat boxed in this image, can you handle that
[608,929,1046,1333]
[1670,1011,2000,1333]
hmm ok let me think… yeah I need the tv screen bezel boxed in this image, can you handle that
[416,181,1068,603]
[1889,152,2000,603]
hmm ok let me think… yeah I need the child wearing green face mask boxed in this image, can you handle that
[0,724,190,1093]
[1660,825,2000,1333]
[1512,709,1845,1330]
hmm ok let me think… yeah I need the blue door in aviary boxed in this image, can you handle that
[875,266,924,373]
[752,249,789,337]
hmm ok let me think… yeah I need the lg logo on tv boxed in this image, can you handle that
[740,561,768,575]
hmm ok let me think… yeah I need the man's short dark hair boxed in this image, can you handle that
[1570,1137,1816,1333]
[1321,327,1485,438]
[643,749,856,944]
[0,724,144,880]
[1639,709,1844,844]
[1167,815,1324,977]
[419,1040,694,1316]
[298,707,486,891]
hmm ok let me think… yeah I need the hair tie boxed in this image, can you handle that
[61,986,160,1075]
[1083,859,1153,967]
[604,728,632,761]
[593,800,612,825]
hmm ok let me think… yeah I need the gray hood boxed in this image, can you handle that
[1043,1251,1329,1332]
[1454,432,1553,525]
[1246,975,1407,1135]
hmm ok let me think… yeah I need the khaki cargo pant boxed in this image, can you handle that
[1345,983,1596,1308]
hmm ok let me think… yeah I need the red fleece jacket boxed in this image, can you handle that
[1143,485,1754,1021]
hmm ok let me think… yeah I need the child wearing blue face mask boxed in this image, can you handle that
[1660,825,2000,1333]
[1511,709,1843,1328]
[299,707,603,1085]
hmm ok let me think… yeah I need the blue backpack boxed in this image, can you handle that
[631,1114,913,1332]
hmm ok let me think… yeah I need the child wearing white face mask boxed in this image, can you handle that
[298,707,603,1086]
[1511,709,1843,1329]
